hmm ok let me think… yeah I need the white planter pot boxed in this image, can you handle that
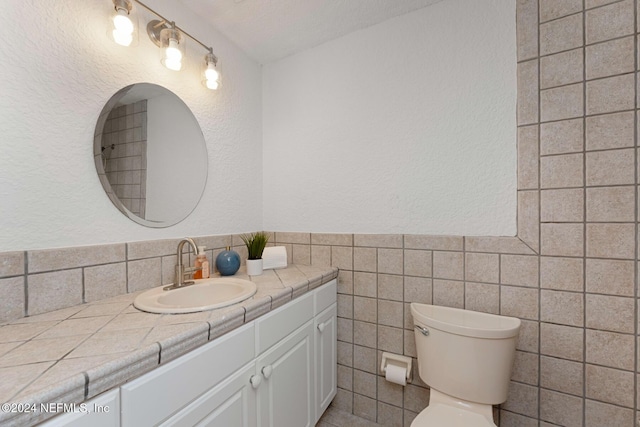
[246,259,263,276]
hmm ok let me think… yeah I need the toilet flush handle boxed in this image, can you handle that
[415,325,429,336]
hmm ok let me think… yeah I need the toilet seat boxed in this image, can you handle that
[410,403,496,427]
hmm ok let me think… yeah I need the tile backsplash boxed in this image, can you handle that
[0,235,240,321]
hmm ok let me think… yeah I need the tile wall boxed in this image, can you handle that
[0,0,638,426]
[273,225,637,426]
[0,236,244,321]
[102,100,148,218]
[272,233,539,426]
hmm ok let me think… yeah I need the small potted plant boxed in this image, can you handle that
[241,231,270,276]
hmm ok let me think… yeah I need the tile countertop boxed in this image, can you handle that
[0,265,338,427]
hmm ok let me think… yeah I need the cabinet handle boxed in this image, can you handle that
[250,374,262,389]
[317,322,326,333]
[262,365,273,379]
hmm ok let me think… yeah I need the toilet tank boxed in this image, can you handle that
[410,303,520,405]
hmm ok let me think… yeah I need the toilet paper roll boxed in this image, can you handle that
[385,364,407,386]
[263,246,288,270]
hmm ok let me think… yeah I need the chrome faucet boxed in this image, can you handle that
[164,237,201,291]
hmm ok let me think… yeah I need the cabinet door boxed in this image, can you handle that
[38,389,120,427]
[315,303,337,423]
[256,320,315,427]
[161,363,257,427]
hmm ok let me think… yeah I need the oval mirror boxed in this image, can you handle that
[94,83,208,227]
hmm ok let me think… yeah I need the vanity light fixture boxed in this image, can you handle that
[109,0,222,89]
[112,0,134,46]
[204,49,220,90]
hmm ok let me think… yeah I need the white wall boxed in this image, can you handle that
[0,0,517,252]
[262,0,517,236]
[0,0,263,251]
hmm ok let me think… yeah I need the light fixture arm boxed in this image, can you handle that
[135,0,214,53]
[146,19,181,48]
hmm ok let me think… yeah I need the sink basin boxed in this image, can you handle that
[134,277,257,314]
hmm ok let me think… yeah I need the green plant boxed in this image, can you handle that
[240,231,270,260]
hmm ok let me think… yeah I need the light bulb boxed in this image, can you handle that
[205,63,219,82]
[112,29,132,46]
[113,8,133,46]
[206,79,219,90]
[164,57,182,71]
[163,38,182,70]
[113,10,133,33]
[165,39,182,61]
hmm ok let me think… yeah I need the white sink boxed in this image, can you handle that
[134,277,257,314]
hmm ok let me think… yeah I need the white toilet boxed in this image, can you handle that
[410,303,521,427]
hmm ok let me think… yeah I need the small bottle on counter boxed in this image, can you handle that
[193,246,210,279]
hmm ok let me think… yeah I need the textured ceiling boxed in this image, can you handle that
[178,0,444,64]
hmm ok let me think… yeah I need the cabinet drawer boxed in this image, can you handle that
[121,322,255,426]
[314,280,337,315]
[255,292,313,354]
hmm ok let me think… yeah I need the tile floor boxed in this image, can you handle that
[316,406,385,427]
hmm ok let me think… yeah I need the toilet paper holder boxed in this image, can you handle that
[380,352,412,384]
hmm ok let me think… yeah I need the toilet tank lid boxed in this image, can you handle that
[411,303,520,339]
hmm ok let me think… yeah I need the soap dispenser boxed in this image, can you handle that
[193,246,210,279]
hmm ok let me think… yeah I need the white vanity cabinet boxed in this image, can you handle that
[40,280,337,427]
[122,279,336,427]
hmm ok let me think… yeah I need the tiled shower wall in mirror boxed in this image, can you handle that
[1,0,640,426]
[102,100,148,218]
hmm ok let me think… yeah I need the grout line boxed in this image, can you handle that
[581,1,587,425]
[83,372,89,400]
[535,107,636,125]
[633,0,639,419]
[541,145,636,157]
[497,259,502,320]
[81,267,86,304]
[541,68,634,91]
[430,251,434,307]
[374,244,379,423]
[536,0,543,423]
[541,219,636,223]
[125,243,130,293]
[23,251,28,317]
